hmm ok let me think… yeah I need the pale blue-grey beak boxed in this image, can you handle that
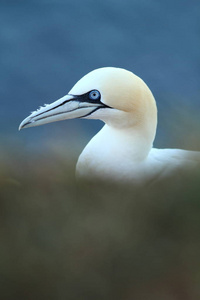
[19,93,104,130]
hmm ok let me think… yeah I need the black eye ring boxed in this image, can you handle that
[88,90,100,100]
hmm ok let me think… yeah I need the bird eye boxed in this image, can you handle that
[89,90,100,100]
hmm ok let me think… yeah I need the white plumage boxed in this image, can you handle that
[19,67,200,183]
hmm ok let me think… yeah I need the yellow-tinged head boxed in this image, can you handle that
[69,67,157,129]
[19,67,157,143]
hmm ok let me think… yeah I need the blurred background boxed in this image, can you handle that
[0,0,200,299]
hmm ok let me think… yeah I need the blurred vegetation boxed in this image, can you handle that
[0,143,200,300]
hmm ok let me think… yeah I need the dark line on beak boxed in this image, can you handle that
[77,107,101,119]
[34,96,75,118]
[33,105,91,122]
[20,121,32,129]
[78,105,112,119]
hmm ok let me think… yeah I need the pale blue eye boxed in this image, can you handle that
[89,90,100,100]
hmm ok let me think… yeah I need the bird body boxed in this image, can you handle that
[19,67,200,183]
[77,130,200,183]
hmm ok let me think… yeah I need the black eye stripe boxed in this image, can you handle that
[71,90,112,109]
[72,90,101,104]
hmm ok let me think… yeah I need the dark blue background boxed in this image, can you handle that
[1,0,200,154]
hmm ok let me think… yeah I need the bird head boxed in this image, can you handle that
[19,67,157,136]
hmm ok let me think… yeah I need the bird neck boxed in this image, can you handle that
[76,122,156,180]
[89,123,155,161]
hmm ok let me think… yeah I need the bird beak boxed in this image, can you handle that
[19,94,104,130]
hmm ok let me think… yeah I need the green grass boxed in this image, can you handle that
[0,148,200,300]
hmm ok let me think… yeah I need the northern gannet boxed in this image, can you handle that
[19,67,200,183]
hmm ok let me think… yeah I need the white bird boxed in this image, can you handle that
[19,67,200,183]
